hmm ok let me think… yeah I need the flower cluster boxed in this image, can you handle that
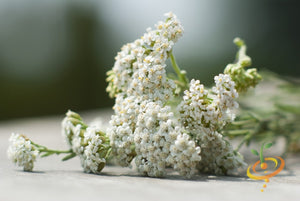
[7,111,110,173]
[196,128,246,175]
[7,132,75,172]
[7,12,262,178]
[170,133,201,177]
[105,12,262,177]
[62,110,111,174]
[107,12,185,168]
[106,12,182,100]
[178,74,245,175]
[213,74,239,123]
[7,133,39,171]
[134,101,201,177]
[107,95,139,167]
[179,74,238,132]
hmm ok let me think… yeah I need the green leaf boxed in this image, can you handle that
[40,152,55,158]
[62,152,76,161]
[275,104,300,115]
[251,149,259,156]
[40,153,48,158]
[264,143,273,149]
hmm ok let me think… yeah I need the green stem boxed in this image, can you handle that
[223,129,252,136]
[230,119,258,126]
[170,52,188,89]
[39,148,73,154]
[31,141,73,156]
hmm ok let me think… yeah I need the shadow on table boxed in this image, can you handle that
[89,162,298,182]
[93,169,253,183]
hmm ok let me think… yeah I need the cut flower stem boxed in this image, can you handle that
[170,51,189,90]
[31,141,73,158]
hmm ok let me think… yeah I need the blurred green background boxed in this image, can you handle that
[0,0,299,120]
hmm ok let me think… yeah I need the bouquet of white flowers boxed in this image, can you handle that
[10,12,297,179]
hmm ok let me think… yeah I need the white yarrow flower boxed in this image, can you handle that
[80,127,108,174]
[134,101,201,177]
[107,12,184,168]
[7,133,39,171]
[179,76,245,175]
[62,110,111,174]
[197,128,246,175]
[106,12,250,177]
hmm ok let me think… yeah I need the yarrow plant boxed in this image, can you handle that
[7,133,39,171]
[8,12,275,178]
[7,133,72,171]
[61,110,111,174]
[105,12,260,177]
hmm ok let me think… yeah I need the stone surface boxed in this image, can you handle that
[0,109,299,201]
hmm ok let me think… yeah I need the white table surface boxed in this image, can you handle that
[1,109,299,201]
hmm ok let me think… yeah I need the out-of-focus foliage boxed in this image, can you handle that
[224,71,300,154]
[0,0,299,120]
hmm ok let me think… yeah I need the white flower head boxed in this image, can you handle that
[7,133,39,171]
[107,12,184,168]
[107,12,183,100]
[134,101,201,178]
[168,133,201,178]
[179,79,218,132]
[80,127,110,174]
[107,94,140,167]
[71,124,84,155]
[61,110,84,147]
[179,76,246,175]
[197,128,247,175]
[179,74,239,134]
[212,73,239,123]
[62,110,111,174]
